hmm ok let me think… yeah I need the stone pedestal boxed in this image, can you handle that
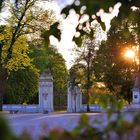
[132,88,140,103]
[39,71,53,112]
[67,84,82,112]
[132,73,140,104]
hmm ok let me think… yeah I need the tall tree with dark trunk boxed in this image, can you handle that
[0,42,7,110]
[71,37,98,111]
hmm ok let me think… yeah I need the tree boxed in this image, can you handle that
[4,67,39,104]
[0,25,34,109]
[0,25,39,104]
[0,42,6,110]
[47,46,68,109]
[0,26,33,70]
[69,63,87,105]
[93,17,138,102]
[4,0,54,60]
[0,0,54,110]
[70,36,98,111]
[47,46,68,91]
[29,40,68,109]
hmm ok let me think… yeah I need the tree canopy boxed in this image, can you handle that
[93,14,140,101]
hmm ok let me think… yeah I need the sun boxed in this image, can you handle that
[124,49,135,59]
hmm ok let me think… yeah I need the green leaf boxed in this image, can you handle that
[73,36,83,47]
[79,114,89,126]
[50,22,61,41]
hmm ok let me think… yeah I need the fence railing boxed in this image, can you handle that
[3,104,39,113]
[3,103,140,113]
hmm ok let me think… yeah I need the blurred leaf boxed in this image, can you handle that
[116,100,124,110]
[134,114,140,124]
[79,114,89,126]
[49,22,61,41]
[100,95,108,109]
[0,116,15,140]
[42,22,61,47]
[73,36,83,47]
[106,121,117,131]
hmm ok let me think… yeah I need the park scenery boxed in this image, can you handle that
[0,0,140,140]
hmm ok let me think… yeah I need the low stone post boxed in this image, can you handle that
[132,73,140,104]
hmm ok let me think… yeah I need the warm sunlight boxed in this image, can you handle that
[124,49,135,59]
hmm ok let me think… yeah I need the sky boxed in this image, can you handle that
[47,1,122,69]
[43,0,78,69]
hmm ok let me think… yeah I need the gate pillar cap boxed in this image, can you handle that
[39,70,53,82]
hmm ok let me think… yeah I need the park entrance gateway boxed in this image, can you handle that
[38,70,83,113]
[3,70,83,113]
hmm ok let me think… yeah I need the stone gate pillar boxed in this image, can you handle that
[39,71,53,112]
[67,84,82,112]
[67,83,73,112]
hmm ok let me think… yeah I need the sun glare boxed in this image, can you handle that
[124,49,135,59]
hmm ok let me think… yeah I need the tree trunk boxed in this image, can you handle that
[86,52,90,112]
[86,95,90,112]
[0,91,3,111]
[0,68,7,111]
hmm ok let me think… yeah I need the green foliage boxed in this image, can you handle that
[99,94,124,119]
[4,67,39,104]
[70,36,97,90]
[88,82,112,104]
[46,46,68,108]
[93,16,138,102]
[0,26,39,104]
[0,26,33,71]
[0,1,56,106]
[69,63,86,86]
[30,43,68,91]
[30,41,68,107]
[41,22,61,47]
[0,116,16,140]
[29,42,48,73]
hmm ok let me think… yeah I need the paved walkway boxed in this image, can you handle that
[4,112,101,138]
[3,111,136,139]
